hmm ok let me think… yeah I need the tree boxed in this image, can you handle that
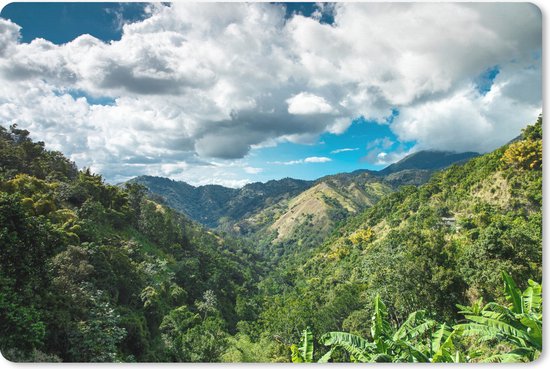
[195,290,218,318]
[67,287,127,362]
[160,305,229,362]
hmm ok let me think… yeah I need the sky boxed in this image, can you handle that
[0,2,542,187]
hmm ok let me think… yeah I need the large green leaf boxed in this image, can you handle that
[431,323,451,354]
[432,328,459,363]
[502,272,523,314]
[458,315,531,347]
[393,339,430,362]
[519,315,542,350]
[317,348,333,363]
[298,327,314,362]
[481,353,525,363]
[522,280,542,314]
[320,332,374,362]
[290,344,303,363]
[371,295,391,341]
[393,310,435,341]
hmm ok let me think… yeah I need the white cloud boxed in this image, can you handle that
[0,19,20,57]
[0,3,541,183]
[330,147,359,154]
[392,80,540,153]
[192,177,252,189]
[270,156,332,165]
[304,156,332,163]
[361,137,413,166]
[244,166,263,174]
[287,92,335,115]
[270,159,303,166]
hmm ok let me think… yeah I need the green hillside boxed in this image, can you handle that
[253,117,542,362]
[0,125,264,362]
[132,151,477,261]
[128,176,313,228]
[227,172,394,261]
[378,151,479,175]
[0,117,542,363]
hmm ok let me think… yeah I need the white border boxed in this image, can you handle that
[0,1,546,368]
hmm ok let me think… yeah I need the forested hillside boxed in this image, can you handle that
[133,150,478,262]
[0,125,264,362]
[128,176,313,228]
[0,117,542,363]
[249,116,542,362]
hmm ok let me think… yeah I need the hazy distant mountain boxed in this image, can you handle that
[129,150,479,256]
[128,176,313,228]
[379,150,479,175]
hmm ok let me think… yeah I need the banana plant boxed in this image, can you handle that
[290,327,314,363]
[453,272,542,362]
[291,273,541,363]
[290,326,339,363]
[319,295,463,362]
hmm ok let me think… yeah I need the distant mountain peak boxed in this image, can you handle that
[379,150,479,175]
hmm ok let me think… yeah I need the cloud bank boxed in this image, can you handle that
[0,2,541,185]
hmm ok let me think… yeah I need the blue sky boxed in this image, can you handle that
[1,2,149,43]
[0,2,541,186]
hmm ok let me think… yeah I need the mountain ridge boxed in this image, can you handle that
[129,150,480,257]
[129,149,480,227]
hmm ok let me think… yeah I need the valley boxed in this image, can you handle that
[130,150,479,259]
[0,117,542,362]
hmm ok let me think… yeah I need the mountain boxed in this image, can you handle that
[125,176,237,227]
[227,171,395,258]
[378,150,479,175]
[259,117,542,346]
[129,150,482,260]
[130,150,479,255]
[128,176,313,228]
[0,117,542,363]
[131,150,478,228]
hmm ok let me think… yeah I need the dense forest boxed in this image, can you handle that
[0,116,542,362]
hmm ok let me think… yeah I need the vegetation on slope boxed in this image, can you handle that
[0,115,542,363]
[129,175,313,228]
[0,125,264,362]
[292,272,541,363]
[250,116,542,362]
[135,151,475,265]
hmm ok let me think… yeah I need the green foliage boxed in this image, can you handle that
[160,305,229,362]
[291,327,314,363]
[0,125,78,181]
[502,115,543,170]
[67,287,127,362]
[454,272,542,362]
[0,124,262,362]
[502,139,542,170]
[314,273,541,363]
[221,333,282,362]
[0,116,542,362]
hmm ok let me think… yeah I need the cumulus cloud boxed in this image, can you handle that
[0,2,542,184]
[0,18,19,57]
[287,92,335,115]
